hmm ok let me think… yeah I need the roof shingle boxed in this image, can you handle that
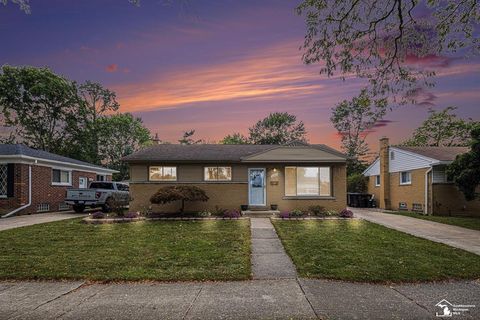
[395,146,468,161]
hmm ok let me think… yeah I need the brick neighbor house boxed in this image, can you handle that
[363,137,480,216]
[0,144,116,217]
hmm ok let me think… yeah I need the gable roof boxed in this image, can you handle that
[395,146,468,162]
[0,144,116,173]
[122,144,347,163]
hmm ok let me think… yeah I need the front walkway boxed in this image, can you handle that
[250,218,297,279]
[0,212,86,232]
[352,209,480,255]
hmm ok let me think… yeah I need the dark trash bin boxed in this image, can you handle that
[347,193,373,208]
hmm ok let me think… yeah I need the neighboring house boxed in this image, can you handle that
[363,137,480,216]
[0,144,116,216]
[122,142,347,213]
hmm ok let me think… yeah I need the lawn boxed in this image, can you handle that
[387,211,480,231]
[0,219,251,281]
[272,219,480,282]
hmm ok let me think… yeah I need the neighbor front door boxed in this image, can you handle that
[248,168,266,206]
[79,177,88,189]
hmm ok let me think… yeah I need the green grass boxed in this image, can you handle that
[387,211,480,231]
[0,219,251,281]
[272,219,480,282]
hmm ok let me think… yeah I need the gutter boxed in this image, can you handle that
[1,165,32,218]
[424,166,433,215]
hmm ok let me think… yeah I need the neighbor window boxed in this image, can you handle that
[375,175,380,187]
[149,166,177,181]
[96,174,106,181]
[285,167,331,197]
[204,166,232,181]
[52,169,71,185]
[400,171,411,185]
[0,164,7,197]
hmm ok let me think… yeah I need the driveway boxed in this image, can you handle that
[1,279,478,319]
[352,209,480,255]
[0,212,86,232]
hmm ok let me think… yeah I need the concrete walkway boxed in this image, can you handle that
[0,212,86,232]
[1,279,478,319]
[250,218,297,279]
[352,209,480,255]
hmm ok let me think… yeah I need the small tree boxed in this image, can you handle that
[347,173,368,193]
[220,133,249,144]
[150,186,209,213]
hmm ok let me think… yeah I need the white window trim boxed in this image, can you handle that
[400,171,412,185]
[51,168,72,186]
[204,166,232,181]
[149,166,177,181]
[375,175,381,187]
[285,166,331,197]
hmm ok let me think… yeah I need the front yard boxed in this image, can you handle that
[273,219,480,282]
[0,219,251,281]
[387,211,480,231]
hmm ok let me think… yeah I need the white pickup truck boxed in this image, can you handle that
[65,181,130,213]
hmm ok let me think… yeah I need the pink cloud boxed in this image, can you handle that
[105,64,118,73]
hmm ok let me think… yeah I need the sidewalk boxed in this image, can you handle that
[0,212,86,232]
[352,209,480,255]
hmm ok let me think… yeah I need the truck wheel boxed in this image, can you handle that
[73,204,85,213]
[102,198,113,213]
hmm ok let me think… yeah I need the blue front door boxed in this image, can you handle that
[248,168,266,206]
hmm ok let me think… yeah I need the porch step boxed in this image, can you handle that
[242,210,280,218]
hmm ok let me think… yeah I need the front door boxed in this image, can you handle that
[248,168,266,206]
[79,177,88,189]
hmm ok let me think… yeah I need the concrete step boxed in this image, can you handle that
[242,210,279,217]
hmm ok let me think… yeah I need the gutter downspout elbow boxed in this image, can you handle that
[1,165,32,218]
[424,167,433,215]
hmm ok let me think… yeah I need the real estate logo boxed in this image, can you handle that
[435,299,475,317]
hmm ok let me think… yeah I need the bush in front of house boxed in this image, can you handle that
[279,211,290,219]
[212,206,228,217]
[339,208,354,218]
[124,211,140,219]
[324,209,338,216]
[91,211,105,219]
[289,209,304,217]
[196,210,212,217]
[150,185,209,213]
[223,209,241,219]
[308,205,325,216]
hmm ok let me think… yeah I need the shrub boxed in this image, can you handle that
[196,210,211,217]
[91,211,105,219]
[279,211,290,219]
[347,173,368,193]
[308,205,325,216]
[150,186,209,213]
[124,211,139,219]
[290,209,304,217]
[223,209,241,219]
[324,209,338,216]
[339,208,354,218]
[212,206,228,217]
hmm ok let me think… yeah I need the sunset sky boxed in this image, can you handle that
[1,0,479,152]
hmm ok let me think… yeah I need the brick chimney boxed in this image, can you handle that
[379,137,391,210]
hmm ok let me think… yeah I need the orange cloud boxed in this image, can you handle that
[105,64,118,72]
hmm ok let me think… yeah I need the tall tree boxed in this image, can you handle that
[1,0,30,13]
[220,132,249,145]
[248,112,307,144]
[0,65,82,154]
[402,107,476,147]
[447,124,480,201]
[96,113,151,180]
[178,129,204,145]
[331,90,387,174]
[297,1,479,103]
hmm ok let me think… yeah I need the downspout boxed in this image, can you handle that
[424,166,432,215]
[1,165,32,218]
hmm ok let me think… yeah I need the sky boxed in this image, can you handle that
[1,0,479,153]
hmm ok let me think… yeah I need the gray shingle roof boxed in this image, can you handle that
[0,144,111,170]
[396,146,469,162]
[122,144,346,162]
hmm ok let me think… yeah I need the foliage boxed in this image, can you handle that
[223,209,241,219]
[347,173,368,193]
[339,208,354,218]
[447,125,480,201]
[124,211,140,219]
[279,211,290,219]
[220,132,249,144]
[1,0,30,13]
[150,185,209,212]
[296,0,480,104]
[213,205,228,217]
[307,205,325,216]
[179,129,204,145]
[91,211,105,219]
[196,210,212,217]
[248,112,307,144]
[96,113,151,180]
[290,209,304,217]
[324,209,338,216]
[402,107,476,147]
[331,89,387,164]
[0,65,82,155]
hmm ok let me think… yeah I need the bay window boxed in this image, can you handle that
[285,166,331,197]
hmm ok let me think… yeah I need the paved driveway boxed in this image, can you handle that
[0,212,86,232]
[352,209,480,255]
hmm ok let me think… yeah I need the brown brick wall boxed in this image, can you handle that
[432,184,480,217]
[367,176,381,204]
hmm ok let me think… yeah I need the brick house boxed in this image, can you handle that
[122,142,347,213]
[0,144,116,216]
[363,138,480,216]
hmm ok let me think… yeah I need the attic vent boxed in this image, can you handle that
[390,151,395,160]
[412,203,423,212]
[398,202,407,211]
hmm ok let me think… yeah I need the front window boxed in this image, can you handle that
[149,166,177,181]
[285,167,331,196]
[52,169,71,185]
[204,166,232,181]
[375,175,380,187]
[400,171,412,185]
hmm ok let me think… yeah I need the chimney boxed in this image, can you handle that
[379,137,391,210]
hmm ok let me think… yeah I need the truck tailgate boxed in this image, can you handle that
[66,189,96,201]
